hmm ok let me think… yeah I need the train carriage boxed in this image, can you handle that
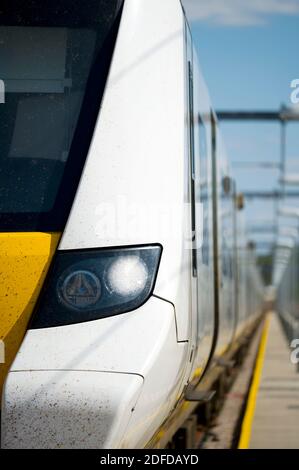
[0,0,264,449]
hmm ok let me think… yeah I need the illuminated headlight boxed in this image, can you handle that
[106,256,148,296]
[31,245,162,329]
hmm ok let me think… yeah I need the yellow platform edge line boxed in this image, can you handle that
[238,314,271,449]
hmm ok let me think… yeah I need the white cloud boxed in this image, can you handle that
[182,0,299,26]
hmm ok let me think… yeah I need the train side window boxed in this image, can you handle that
[188,61,197,277]
[199,114,209,266]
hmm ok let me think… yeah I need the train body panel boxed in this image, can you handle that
[2,297,188,448]
[2,371,143,449]
[59,0,192,343]
[0,233,60,394]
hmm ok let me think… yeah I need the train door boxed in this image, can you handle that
[209,112,220,366]
[232,180,240,343]
[193,110,217,372]
[185,19,218,384]
[190,110,220,383]
[216,158,236,354]
[185,23,198,367]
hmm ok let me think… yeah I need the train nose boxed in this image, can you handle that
[1,370,143,449]
[0,233,60,397]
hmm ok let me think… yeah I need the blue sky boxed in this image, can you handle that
[190,16,299,109]
[182,0,299,252]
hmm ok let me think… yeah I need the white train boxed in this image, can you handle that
[0,0,264,448]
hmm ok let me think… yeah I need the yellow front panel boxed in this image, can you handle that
[0,232,60,396]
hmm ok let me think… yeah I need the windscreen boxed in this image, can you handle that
[0,0,123,231]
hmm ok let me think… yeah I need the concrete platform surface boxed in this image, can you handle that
[249,313,299,449]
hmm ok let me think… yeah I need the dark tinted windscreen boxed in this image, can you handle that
[0,0,123,231]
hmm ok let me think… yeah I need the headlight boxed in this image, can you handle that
[31,245,162,329]
[106,255,148,296]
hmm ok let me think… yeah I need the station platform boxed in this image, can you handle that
[239,312,299,449]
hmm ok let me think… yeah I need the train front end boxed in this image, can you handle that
[1,0,191,449]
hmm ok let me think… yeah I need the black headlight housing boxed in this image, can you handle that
[31,244,162,329]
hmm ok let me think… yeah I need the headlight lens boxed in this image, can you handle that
[31,245,162,329]
[106,255,148,296]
